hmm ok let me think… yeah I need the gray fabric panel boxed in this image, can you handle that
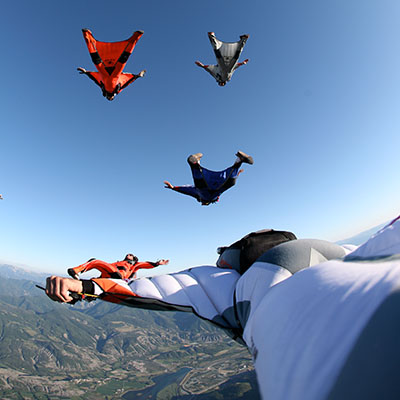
[326,287,400,400]
[257,239,346,275]
[236,300,251,331]
[213,305,247,345]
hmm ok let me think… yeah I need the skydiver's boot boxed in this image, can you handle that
[235,151,254,165]
[138,69,146,78]
[187,153,203,165]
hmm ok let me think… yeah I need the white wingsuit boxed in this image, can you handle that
[89,216,400,400]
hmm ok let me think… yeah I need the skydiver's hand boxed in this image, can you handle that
[164,181,174,189]
[238,169,244,176]
[157,259,169,266]
[77,67,87,74]
[195,61,204,67]
[46,276,83,303]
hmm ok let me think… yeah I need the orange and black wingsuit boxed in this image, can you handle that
[67,256,165,280]
[77,29,146,100]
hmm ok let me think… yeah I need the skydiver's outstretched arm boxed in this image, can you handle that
[165,183,202,202]
[77,68,103,89]
[119,70,146,91]
[195,61,218,80]
[233,59,249,71]
[135,260,170,270]
[46,276,84,303]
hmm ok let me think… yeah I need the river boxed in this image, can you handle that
[122,367,192,400]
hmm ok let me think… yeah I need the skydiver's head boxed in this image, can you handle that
[124,254,138,265]
[218,81,226,87]
[106,93,116,101]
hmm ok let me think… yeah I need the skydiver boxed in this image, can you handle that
[164,151,253,205]
[77,29,146,101]
[67,253,169,281]
[195,32,249,86]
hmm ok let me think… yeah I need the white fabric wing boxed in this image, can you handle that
[128,266,240,323]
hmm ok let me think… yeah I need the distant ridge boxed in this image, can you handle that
[336,221,389,246]
[0,264,48,283]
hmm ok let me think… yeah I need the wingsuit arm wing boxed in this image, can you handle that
[233,58,249,71]
[77,69,103,89]
[166,185,202,202]
[68,259,122,279]
[90,266,242,334]
[118,71,145,91]
[195,62,218,80]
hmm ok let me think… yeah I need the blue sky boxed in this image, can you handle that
[0,0,399,275]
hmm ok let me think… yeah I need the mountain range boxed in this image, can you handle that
[0,267,257,399]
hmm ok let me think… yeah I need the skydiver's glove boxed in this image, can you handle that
[77,67,87,74]
[68,292,83,305]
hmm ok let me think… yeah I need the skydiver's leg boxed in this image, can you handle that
[82,29,103,68]
[206,32,225,65]
[187,154,208,189]
[207,32,220,51]
[112,31,144,76]
[235,35,249,59]
[217,164,242,192]
[211,151,253,193]
[224,35,250,72]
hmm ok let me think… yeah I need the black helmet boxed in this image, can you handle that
[124,253,138,264]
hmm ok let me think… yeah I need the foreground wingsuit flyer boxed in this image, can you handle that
[77,29,146,100]
[45,216,400,400]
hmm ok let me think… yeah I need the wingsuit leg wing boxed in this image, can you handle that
[110,31,144,77]
[81,28,143,76]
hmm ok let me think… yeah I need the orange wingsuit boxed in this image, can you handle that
[68,257,164,280]
[78,29,145,100]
